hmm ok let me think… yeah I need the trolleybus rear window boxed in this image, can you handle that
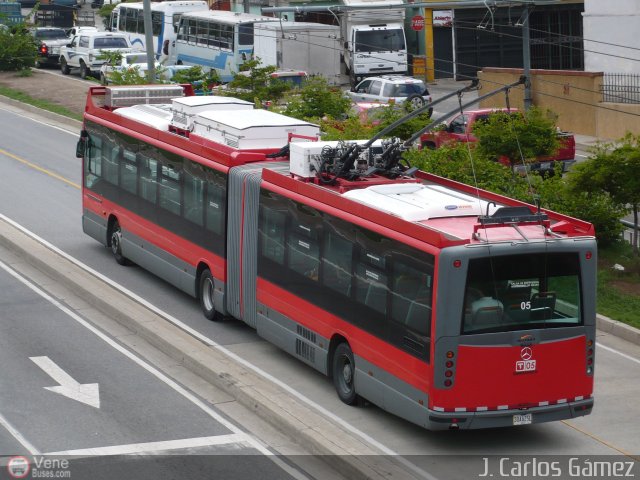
[462,252,582,334]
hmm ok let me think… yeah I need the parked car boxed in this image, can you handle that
[346,75,433,113]
[59,31,133,79]
[31,27,69,68]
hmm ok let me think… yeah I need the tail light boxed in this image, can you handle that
[586,339,594,375]
[443,350,456,387]
[40,44,48,55]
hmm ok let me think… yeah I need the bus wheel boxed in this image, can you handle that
[199,269,219,321]
[110,221,129,266]
[332,343,358,405]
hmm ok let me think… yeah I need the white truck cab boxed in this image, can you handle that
[60,31,133,79]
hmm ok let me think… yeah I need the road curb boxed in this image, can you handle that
[0,217,420,480]
[596,314,640,346]
[0,94,83,131]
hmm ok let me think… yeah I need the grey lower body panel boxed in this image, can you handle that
[427,398,594,430]
[256,304,329,375]
[83,210,108,246]
[256,301,434,428]
[355,355,430,428]
[120,228,197,297]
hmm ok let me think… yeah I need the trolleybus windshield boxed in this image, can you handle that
[462,252,582,335]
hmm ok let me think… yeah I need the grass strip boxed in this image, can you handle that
[0,85,83,122]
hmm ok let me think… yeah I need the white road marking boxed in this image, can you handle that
[0,257,310,480]
[0,411,40,456]
[30,356,100,409]
[597,343,640,365]
[0,218,438,479]
[44,434,247,456]
[0,106,79,136]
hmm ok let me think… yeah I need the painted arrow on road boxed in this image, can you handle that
[29,356,100,409]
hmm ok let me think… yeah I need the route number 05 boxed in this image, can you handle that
[520,301,531,310]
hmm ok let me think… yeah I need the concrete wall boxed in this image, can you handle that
[478,68,640,140]
[584,0,640,74]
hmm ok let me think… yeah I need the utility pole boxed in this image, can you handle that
[142,0,155,83]
[521,4,532,110]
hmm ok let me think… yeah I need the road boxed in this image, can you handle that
[0,261,301,479]
[0,103,638,478]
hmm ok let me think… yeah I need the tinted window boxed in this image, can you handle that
[462,253,582,335]
[258,190,434,362]
[238,23,253,46]
[35,29,67,40]
[83,120,227,257]
[368,80,382,96]
[94,37,129,48]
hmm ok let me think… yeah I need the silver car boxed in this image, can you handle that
[347,75,432,112]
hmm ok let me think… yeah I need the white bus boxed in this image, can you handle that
[109,1,209,62]
[171,11,278,82]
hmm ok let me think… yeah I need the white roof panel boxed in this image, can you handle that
[196,109,316,130]
[172,96,253,108]
[342,183,501,222]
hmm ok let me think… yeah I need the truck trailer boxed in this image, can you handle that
[253,21,341,86]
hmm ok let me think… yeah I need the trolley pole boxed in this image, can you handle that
[522,5,532,110]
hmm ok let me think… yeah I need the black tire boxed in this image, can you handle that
[406,93,425,110]
[422,142,436,150]
[199,268,220,321]
[80,61,90,79]
[60,57,70,75]
[109,220,129,266]
[332,343,358,405]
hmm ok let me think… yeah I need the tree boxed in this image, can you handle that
[319,104,432,142]
[171,65,220,93]
[472,107,559,171]
[567,133,640,253]
[281,76,351,121]
[405,143,533,199]
[0,23,36,72]
[222,58,290,106]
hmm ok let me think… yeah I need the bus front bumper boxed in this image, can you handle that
[427,398,593,430]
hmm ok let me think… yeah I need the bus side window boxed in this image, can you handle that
[84,134,102,189]
[205,181,224,235]
[158,163,181,215]
[183,160,205,226]
[138,153,157,204]
[322,231,353,296]
[355,263,387,315]
[121,147,138,195]
[259,207,285,265]
[391,262,432,337]
[103,142,120,186]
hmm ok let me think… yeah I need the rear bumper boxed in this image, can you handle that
[427,397,593,430]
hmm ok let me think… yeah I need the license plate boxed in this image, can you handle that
[51,47,59,54]
[513,413,532,426]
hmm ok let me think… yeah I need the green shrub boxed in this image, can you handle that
[0,24,36,72]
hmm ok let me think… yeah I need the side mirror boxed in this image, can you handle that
[76,130,88,158]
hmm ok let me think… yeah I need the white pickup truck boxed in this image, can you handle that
[59,31,133,79]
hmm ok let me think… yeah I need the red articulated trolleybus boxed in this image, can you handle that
[78,83,596,430]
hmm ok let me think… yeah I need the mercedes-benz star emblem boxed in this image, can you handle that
[521,347,533,360]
